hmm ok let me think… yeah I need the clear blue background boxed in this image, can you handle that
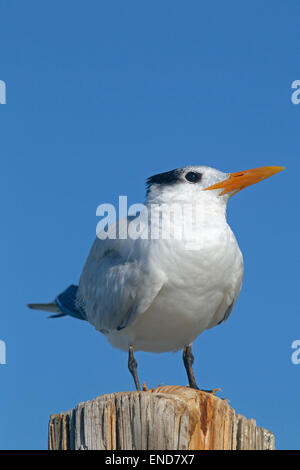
[0,0,299,450]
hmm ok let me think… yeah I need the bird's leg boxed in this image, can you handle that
[128,344,141,391]
[183,344,221,395]
[183,344,199,390]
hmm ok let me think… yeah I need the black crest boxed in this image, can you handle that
[146,168,182,194]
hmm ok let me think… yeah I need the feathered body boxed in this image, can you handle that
[77,166,244,352]
[28,164,284,390]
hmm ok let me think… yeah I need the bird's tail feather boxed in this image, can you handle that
[27,302,59,313]
[27,285,87,321]
[27,302,67,319]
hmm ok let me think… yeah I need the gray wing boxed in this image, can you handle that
[208,253,244,329]
[78,218,166,333]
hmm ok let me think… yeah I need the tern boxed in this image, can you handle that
[28,165,284,391]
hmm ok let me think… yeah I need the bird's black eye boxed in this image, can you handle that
[185,171,202,183]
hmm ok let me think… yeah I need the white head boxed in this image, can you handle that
[146,165,285,208]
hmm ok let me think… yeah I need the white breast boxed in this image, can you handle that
[106,221,244,353]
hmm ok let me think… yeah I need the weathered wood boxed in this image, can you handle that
[48,385,275,450]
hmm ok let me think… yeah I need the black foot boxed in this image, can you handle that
[198,388,221,395]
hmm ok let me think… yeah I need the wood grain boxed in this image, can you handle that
[48,385,275,450]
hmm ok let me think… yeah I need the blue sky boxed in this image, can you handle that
[0,0,299,449]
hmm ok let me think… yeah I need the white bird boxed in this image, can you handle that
[28,165,284,391]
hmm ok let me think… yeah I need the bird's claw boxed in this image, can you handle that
[202,388,230,401]
[187,386,222,395]
[142,382,148,391]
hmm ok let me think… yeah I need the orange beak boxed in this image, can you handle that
[205,166,285,196]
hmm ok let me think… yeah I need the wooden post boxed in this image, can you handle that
[48,385,275,450]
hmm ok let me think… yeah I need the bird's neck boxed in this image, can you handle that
[145,191,228,224]
[143,192,229,250]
